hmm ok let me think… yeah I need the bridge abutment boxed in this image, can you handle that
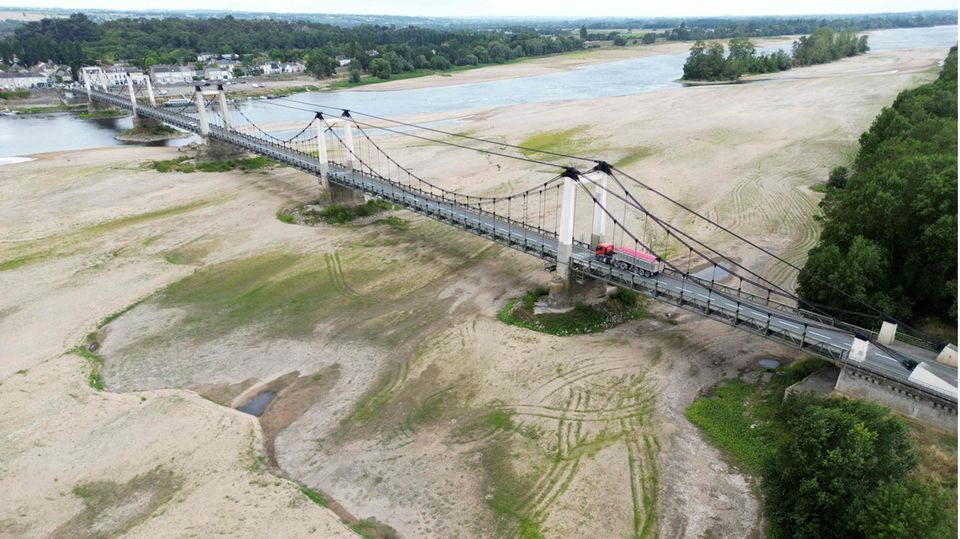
[834,366,957,434]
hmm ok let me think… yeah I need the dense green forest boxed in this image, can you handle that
[0,14,583,79]
[797,47,958,330]
[682,27,869,81]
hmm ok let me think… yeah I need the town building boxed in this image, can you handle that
[0,71,48,90]
[203,66,233,81]
[149,64,197,85]
[258,62,281,75]
[335,55,352,67]
[281,62,306,74]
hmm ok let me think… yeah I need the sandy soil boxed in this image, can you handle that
[345,37,798,93]
[0,148,354,537]
[0,43,950,538]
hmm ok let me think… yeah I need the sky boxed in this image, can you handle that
[4,0,958,18]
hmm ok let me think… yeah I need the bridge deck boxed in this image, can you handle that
[86,89,958,409]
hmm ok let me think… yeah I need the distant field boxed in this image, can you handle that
[0,10,62,21]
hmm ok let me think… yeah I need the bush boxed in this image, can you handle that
[314,199,394,224]
[349,68,361,83]
[827,165,848,188]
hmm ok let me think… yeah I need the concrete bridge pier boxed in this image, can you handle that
[547,169,606,307]
[315,115,365,205]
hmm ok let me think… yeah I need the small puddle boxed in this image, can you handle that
[758,358,781,370]
[237,390,276,417]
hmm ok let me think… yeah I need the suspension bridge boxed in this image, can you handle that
[78,68,958,417]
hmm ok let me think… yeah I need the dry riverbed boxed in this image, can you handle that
[0,44,950,538]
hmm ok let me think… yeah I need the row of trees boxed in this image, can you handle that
[0,14,584,80]
[655,12,956,41]
[681,28,869,81]
[797,47,958,326]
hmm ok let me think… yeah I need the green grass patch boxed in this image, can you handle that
[58,469,183,538]
[328,68,440,89]
[311,199,395,224]
[613,147,655,168]
[8,103,85,114]
[298,484,328,507]
[151,156,193,173]
[150,156,275,174]
[78,109,128,119]
[498,286,650,336]
[810,183,829,193]
[71,346,104,391]
[482,439,547,538]
[117,124,179,139]
[373,216,408,230]
[0,199,215,273]
[275,210,296,224]
[153,251,379,342]
[685,379,773,474]
[685,358,827,475]
[0,88,30,100]
[518,125,594,161]
[266,84,320,97]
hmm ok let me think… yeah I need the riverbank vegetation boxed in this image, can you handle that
[682,27,869,81]
[0,13,583,81]
[797,47,957,329]
[148,155,275,174]
[116,123,181,141]
[498,286,650,336]
[687,362,956,538]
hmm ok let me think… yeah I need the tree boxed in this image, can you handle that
[642,33,656,44]
[828,165,848,188]
[852,480,954,539]
[579,25,588,40]
[799,48,957,324]
[762,395,919,539]
[370,57,391,79]
[305,50,336,78]
[348,68,361,83]
[613,36,627,46]
[429,54,450,70]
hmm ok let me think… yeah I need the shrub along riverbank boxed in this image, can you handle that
[687,361,956,538]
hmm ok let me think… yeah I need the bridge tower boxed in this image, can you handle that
[79,66,110,113]
[314,113,366,205]
[547,167,606,307]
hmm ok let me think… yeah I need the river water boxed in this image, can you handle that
[1,25,955,158]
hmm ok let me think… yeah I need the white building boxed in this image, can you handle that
[281,62,306,74]
[335,55,351,67]
[203,66,233,81]
[0,71,48,90]
[258,62,281,75]
[103,66,147,86]
[150,64,197,85]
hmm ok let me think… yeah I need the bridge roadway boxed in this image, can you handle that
[87,89,958,408]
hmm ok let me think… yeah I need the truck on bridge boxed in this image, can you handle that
[594,243,664,277]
